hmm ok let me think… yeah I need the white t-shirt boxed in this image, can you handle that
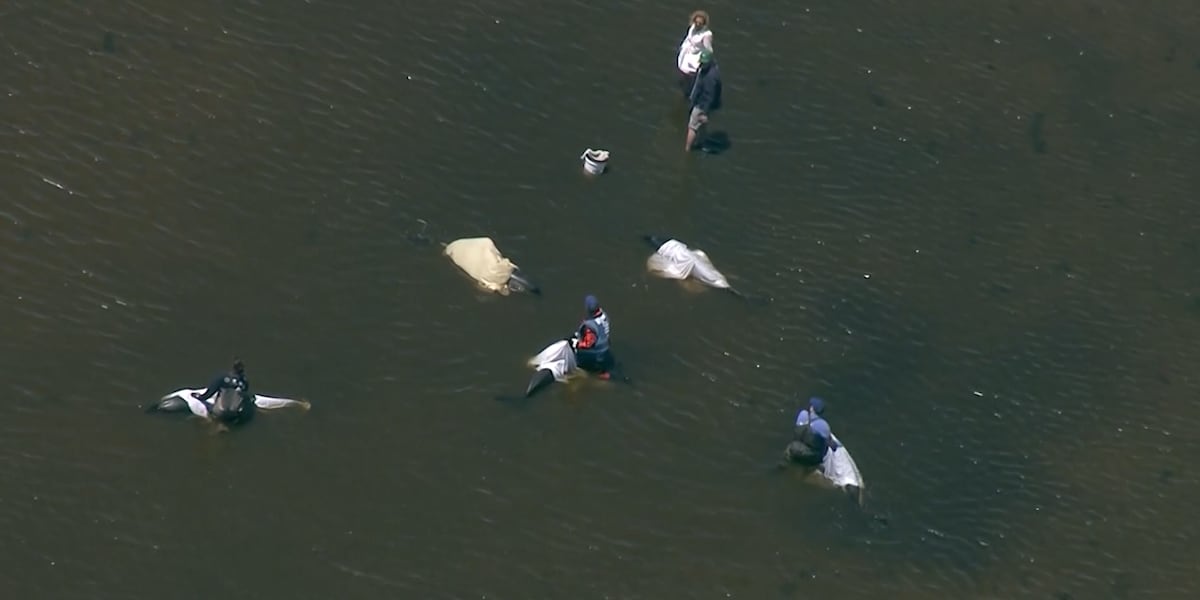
[677,25,713,74]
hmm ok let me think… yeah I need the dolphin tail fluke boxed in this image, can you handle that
[525,369,556,397]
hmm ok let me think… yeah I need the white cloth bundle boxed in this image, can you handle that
[646,239,731,289]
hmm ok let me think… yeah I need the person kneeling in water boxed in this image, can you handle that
[194,359,252,406]
[570,294,613,379]
[785,397,839,467]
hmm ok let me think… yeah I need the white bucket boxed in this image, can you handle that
[580,148,609,175]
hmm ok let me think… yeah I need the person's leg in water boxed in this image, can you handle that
[686,106,707,151]
[577,351,614,380]
[580,350,614,379]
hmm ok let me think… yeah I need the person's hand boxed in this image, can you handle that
[698,114,708,124]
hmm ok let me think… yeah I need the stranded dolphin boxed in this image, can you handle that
[147,387,310,425]
[524,339,578,398]
[643,235,744,296]
[444,237,541,296]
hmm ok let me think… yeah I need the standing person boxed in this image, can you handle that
[570,294,613,379]
[686,49,722,152]
[677,10,714,95]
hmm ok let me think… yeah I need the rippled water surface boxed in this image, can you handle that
[3,1,1199,598]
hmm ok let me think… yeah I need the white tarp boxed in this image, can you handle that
[159,388,310,418]
[646,239,731,289]
[444,237,516,293]
[821,434,864,491]
[529,340,577,382]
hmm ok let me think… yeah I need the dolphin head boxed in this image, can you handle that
[642,235,671,250]
[507,267,541,296]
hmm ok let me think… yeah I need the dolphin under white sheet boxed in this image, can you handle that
[160,388,309,418]
[444,237,517,293]
[820,434,864,491]
[646,239,730,289]
[528,340,577,382]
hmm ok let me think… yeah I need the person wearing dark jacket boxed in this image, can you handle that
[194,359,252,405]
[686,49,722,151]
[570,295,613,379]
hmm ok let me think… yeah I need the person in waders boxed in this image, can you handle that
[783,397,839,468]
[570,295,613,379]
[685,49,722,152]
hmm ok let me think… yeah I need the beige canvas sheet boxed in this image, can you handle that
[444,237,516,293]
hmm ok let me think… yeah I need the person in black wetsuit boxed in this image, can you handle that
[194,359,252,406]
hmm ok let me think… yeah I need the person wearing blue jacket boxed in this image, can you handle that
[785,397,839,467]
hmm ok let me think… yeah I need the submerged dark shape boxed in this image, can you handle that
[642,234,672,250]
[210,386,254,424]
[507,267,541,296]
[697,131,731,154]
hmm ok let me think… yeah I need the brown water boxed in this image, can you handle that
[3,1,1199,598]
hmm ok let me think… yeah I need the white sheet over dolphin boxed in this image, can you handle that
[155,388,310,419]
[444,237,540,295]
[782,404,865,504]
[524,339,578,397]
[817,433,865,504]
[644,236,731,289]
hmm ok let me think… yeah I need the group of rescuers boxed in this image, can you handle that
[187,294,836,471]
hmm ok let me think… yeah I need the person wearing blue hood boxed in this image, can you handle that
[784,396,839,467]
[569,294,613,379]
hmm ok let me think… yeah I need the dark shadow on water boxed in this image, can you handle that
[698,131,731,155]
[493,394,532,406]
